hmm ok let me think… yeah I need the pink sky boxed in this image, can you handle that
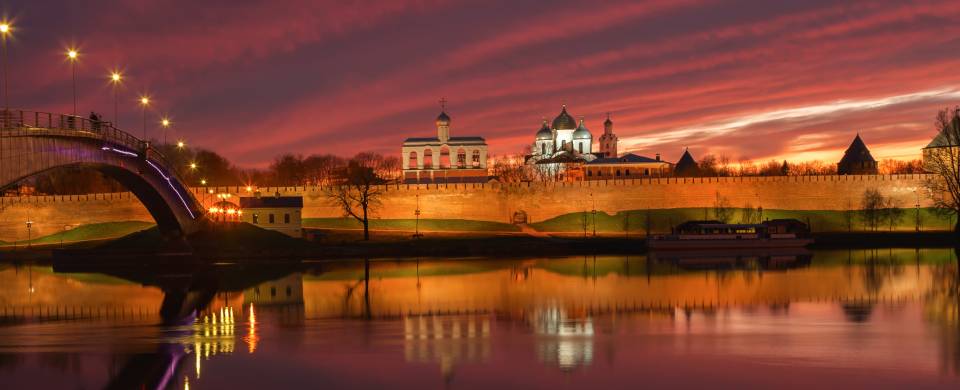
[3,0,959,167]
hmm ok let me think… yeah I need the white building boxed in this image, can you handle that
[401,105,489,184]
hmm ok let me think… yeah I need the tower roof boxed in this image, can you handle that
[535,119,552,140]
[573,118,592,139]
[838,134,877,165]
[674,149,700,177]
[436,110,451,125]
[552,105,577,130]
[926,109,960,148]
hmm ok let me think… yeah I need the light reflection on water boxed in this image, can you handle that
[0,248,958,388]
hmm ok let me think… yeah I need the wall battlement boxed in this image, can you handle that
[0,174,934,241]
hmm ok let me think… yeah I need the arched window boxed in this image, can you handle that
[472,150,481,167]
[625,169,630,176]
[408,151,418,169]
[423,149,433,169]
[616,169,621,176]
[457,148,466,168]
[587,170,593,177]
[578,142,583,154]
[541,143,546,155]
[598,170,603,177]
[440,147,451,169]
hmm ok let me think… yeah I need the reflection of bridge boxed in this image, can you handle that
[0,110,204,236]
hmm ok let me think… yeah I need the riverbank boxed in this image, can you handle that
[0,224,950,265]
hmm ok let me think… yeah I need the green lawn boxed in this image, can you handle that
[529,208,956,233]
[303,218,521,232]
[0,221,155,247]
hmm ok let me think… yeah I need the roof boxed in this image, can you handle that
[588,153,663,165]
[573,119,592,139]
[673,149,700,177]
[403,136,486,144]
[535,120,553,140]
[926,110,960,148]
[436,111,451,124]
[239,196,304,209]
[838,134,877,165]
[552,106,577,130]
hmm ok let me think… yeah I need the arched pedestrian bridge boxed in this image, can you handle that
[0,110,205,236]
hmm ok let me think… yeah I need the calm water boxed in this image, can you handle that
[1,249,959,389]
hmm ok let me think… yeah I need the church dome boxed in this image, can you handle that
[573,119,592,139]
[535,120,552,140]
[551,106,577,130]
[436,111,451,126]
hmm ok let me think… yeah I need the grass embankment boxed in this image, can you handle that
[303,218,520,232]
[529,208,956,233]
[0,221,154,248]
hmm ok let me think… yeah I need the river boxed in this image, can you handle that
[1,248,959,389]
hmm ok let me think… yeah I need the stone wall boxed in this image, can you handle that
[0,174,932,241]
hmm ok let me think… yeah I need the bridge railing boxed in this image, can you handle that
[0,109,146,152]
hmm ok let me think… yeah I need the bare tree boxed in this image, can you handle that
[843,199,856,232]
[713,192,734,223]
[923,107,960,236]
[882,198,904,231]
[741,202,761,224]
[861,188,885,232]
[326,154,387,240]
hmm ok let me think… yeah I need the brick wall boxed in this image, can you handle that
[0,174,931,241]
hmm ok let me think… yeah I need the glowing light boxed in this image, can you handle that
[0,22,10,35]
[245,186,252,192]
[140,96,150,106]
[200,179,208,185]
[161,118,171,127]
[110,72,122,82]
[66,49,78,60]
[189,162,197,169]
[209,207,217,213]
[177,141,185,148]
[245,303,259,354]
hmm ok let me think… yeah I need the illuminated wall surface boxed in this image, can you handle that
[0,252,958,387]
[0,174,930,240]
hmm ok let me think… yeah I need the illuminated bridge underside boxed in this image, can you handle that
[0,111,204,236]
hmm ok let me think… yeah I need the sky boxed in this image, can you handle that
[2,0,959,167]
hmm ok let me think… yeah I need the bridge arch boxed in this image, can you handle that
[1,110,205,236]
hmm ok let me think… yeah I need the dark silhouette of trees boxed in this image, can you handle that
[923,107,960,236]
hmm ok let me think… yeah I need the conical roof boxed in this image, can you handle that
[674,149,700,177]
[837,134,878,175]
[839,134,876,165]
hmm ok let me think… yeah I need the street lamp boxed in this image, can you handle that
[109,71,122,126]
[160,117,170,145]
[1,20,12,114]
[139,95,150,140]
[25,220,32,248]
[66,49,78,116]
[177,140,185,149]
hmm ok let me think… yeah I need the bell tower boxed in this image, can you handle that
[598,112,619,157]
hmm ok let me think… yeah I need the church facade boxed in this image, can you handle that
[401,108,489,184]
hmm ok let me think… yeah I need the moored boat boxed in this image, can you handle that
[647,219,813,250]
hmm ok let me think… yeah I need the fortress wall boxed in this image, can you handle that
[0,174,932,241]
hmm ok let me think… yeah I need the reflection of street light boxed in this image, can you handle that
[1,20,12,112]
[109,71,122,126]
[66,49,79,116]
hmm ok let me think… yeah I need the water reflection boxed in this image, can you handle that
[0,249,958,388]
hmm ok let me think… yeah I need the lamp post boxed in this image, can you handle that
[591,192,597,237]
[161,117,170,146]
[66,49,78,116]
[139,96,150,141]
[413,193,422,238]
[25,220,32,248]
[1,20,11,114]
[110,71,122,126]
[915,189,921,232]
